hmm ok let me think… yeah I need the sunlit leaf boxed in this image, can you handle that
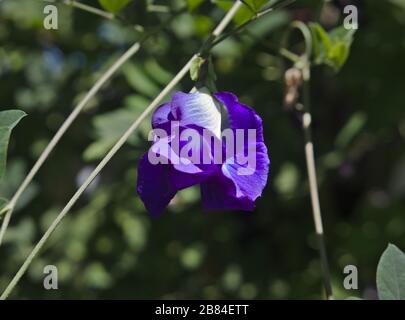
[98,0,132,14]
[194,15,214,38]
[377,244,405,300]
[186,0,204,11]
[309,23,356,71]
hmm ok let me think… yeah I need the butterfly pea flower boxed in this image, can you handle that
[136,90,270,217]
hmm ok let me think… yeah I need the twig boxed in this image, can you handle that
[0,0,245,300]
[284,21,334,299]
[302,74,333,300]
[209,0,296,49]
[42,0,115,20]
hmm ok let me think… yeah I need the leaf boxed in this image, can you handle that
[194,15,214,38]
[335,112,367,149]
[186,0,204,11]
[190,56,205,81]
[144,59,173,85]
[376,244,405,300]
[309,23,356,72]
[310,22,332,63]
[83,108,144,161]
[0,110,26,181]
[98,0,131,14]
[122,63,160,98]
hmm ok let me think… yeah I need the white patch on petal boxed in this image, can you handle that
[173,92,222,139]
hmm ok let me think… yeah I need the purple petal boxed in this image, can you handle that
[138,91,270,216]
[214,92,264,139]
[152,103,171,129]
[201,176,255,211]
[136,153,176,217]
[221,146,270,202]
[137,152,214,217]
[137,124,218,216]
[200,146,269,211]
[200,92,270,210]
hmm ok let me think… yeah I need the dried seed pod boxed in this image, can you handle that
[284,68,302,88]
[284,68,302,109]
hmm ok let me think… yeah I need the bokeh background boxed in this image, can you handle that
[0,0,404,299]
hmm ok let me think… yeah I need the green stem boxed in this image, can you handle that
[209,0,296,50]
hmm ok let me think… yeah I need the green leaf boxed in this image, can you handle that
[335,112,367,149]
[309,23,356,72]
[377,244,405,300]
[98,0,131,14]
[122,63,160,98]
[194,15,214,38]
[0,110,26,181]
[190,56,205,81]
[186,0,204,11]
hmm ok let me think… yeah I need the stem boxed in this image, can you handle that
[0,1,244,300]
[209,0,296,49]
[42,0,115,20]
[283,21,333,299]
[63,0,115,20]
[41,0,143,30]
[302,70,333,300]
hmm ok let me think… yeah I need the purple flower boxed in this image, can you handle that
[136,91,270,217]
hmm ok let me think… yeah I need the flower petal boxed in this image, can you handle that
[200,176,255,211]
[152,103,171,129]
[200,146,269,211]
[221,145,270,201]
[137,152,214,217]
[200,92,270,211]
[172,91,222,139]
[136,153,176,217]
[214,92,264,138]
[138,91,271,216]
[138,124,218,216]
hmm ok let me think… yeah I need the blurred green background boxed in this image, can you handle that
[0,0,404,299]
